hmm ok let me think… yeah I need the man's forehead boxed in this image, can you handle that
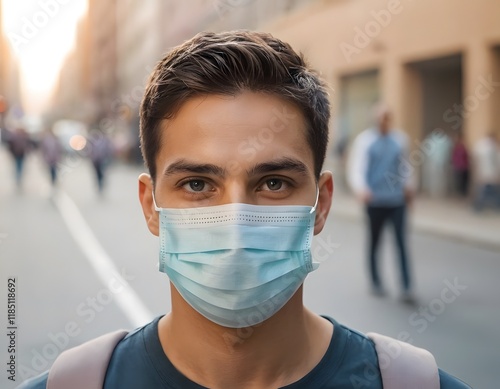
[155,92,314,176]
[163,92,300,124]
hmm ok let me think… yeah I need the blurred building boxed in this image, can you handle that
[50,16,91,124]
[87,0,118,120]
[0,0,21,125]
[51,0,117,124]
[265,0,500,194]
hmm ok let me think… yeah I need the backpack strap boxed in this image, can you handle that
[367,332,440,389]
[47,330,128,389]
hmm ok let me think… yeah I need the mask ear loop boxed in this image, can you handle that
[310,185,319,214]
[152,192,161,212]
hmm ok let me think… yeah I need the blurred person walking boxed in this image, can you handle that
[6,127,31,190]
[451,132,470,197]
[472,132,500,211]
[421,130,452,197]
[348,103,415,302]
[39,128,63,187]
[88,129,113,193]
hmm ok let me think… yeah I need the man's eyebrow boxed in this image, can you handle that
[247,157,309,176]
[164,159,226,177]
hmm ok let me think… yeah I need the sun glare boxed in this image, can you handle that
[2,0,88,114]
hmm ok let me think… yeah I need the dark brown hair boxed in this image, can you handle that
[140,30,330,181]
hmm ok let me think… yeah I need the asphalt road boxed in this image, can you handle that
[1,150,498,388]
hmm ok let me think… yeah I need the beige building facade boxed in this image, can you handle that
[264,0,500,148]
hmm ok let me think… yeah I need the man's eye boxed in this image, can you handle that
[183,180,207,192]
[263,179,285,191]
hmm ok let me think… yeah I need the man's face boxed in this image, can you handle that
[139,90,333,236]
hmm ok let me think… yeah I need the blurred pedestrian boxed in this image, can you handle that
[348,103,415,302]
[472,132,500,211]
[451,131,470,197]
[421,129,452,197]
[88,129,113,193]
[333,132,349,191]
[0,95,8,141]
[39,128,63,187]
[6,127,30,189]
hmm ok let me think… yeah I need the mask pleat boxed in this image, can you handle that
[163,250,305,291]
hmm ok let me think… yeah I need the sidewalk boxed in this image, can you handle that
[330,184,500,252]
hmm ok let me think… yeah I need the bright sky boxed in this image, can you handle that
[2,0,87,115]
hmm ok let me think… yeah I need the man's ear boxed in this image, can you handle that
[138,173,159,236]
[314,171,334,235]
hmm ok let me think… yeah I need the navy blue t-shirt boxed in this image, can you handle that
[18,316,470,388]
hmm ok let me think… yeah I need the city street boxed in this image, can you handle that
[1,148,499,389]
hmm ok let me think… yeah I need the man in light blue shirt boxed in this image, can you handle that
[348,104,415,302]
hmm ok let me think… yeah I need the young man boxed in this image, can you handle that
[20,31,469,388]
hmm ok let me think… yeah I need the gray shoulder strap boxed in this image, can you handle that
[47,330,128,389]
[367,332,440,389]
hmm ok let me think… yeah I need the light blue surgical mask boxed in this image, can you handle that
[153,192,319,328]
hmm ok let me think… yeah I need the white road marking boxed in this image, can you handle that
[53,191,153,328]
